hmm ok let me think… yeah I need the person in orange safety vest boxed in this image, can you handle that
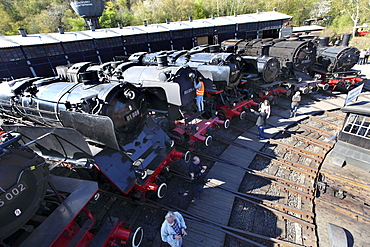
[194,76,204,112]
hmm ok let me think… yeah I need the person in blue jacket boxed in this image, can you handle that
[161,211,187,247]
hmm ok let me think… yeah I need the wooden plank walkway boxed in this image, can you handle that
[183,91,364,247]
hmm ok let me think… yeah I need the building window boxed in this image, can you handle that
[343,113,370,139]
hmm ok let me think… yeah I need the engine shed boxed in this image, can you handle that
[0,11,291,80]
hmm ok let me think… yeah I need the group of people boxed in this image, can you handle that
[161,155,206,247]
[250,91,301,140]
[358,49,370,65]
[161,91,302,246]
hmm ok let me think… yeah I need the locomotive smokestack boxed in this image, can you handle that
[317,37,330,47]
[58,26,65,34]
[18,28,27,37]
[341,34,351,47]
[156,55,168,67]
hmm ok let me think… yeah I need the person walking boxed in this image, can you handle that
[359,49,366,65]
[189,156,207,199]
[194,76,204,112]
[161,211,187,247]
[250,108,267,140]
[259,99,271,119]
[290,91,301,118]
[364,49,369,64]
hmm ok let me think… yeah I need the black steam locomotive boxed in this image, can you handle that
[313,35,362,90]
[128,49,244,88]
[0,130,143,246]
[0,61,191,200]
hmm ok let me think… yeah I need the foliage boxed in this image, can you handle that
[0,0,369,39]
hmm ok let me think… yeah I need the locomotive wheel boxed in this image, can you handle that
[224,119,230,129]
[171,131,186,146]
[157,183,168,199]
[284,89,292,97]
[239,111,247,120]
[183,151,191,163]
[204,135,212,147]
[131,227,144,247]
[216,110,227,120]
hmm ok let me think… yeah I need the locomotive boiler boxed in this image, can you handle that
[313,35,362,90]
[0,130,143,246]
[128,50,244,88]
[0,131,50,242]
[221,39,281,83]
[0,62,190,199]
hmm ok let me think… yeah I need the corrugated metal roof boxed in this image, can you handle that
[0,11,291,48]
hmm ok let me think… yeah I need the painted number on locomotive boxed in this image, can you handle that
[0,183,27,208]
[125,109,140,121]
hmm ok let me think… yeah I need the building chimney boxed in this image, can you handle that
[118,23,123,29]
[166,18,170,24]
[212,14,215,19]
[143,20,148,26]
[273,7,277,11]
[256,9,260,14]
[18,28,27,37]
[234,11,238,17]
[58,26,64,34]
[189,16,193,22]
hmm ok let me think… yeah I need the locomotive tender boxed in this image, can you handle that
[0,61,191,200]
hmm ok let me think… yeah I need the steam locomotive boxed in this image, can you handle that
[128,48,244,88]
[313,35,362,90]
[0,130,143,246]
[0,61,191,200]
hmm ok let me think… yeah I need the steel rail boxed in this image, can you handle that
[308,115,342,130]
[170,170,315,225]
[297,123,334,137]
[214,135,319,176]
[269,139,325,161]
[191,151,315,200]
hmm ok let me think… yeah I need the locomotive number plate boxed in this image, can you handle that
[0,182,27,208]
[125,109,140,121]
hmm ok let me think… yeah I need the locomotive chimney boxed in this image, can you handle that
[234,11,238,17]
[261,44,271,56]
[118,23,123,29]
[143,20,148,26]
[18,28,27,37]
[58,26,65,34]
[317,37,330,47]
[166,18,170,24]
[189,16,193,22]
[156,55,168,67]
[341,34,351,47]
